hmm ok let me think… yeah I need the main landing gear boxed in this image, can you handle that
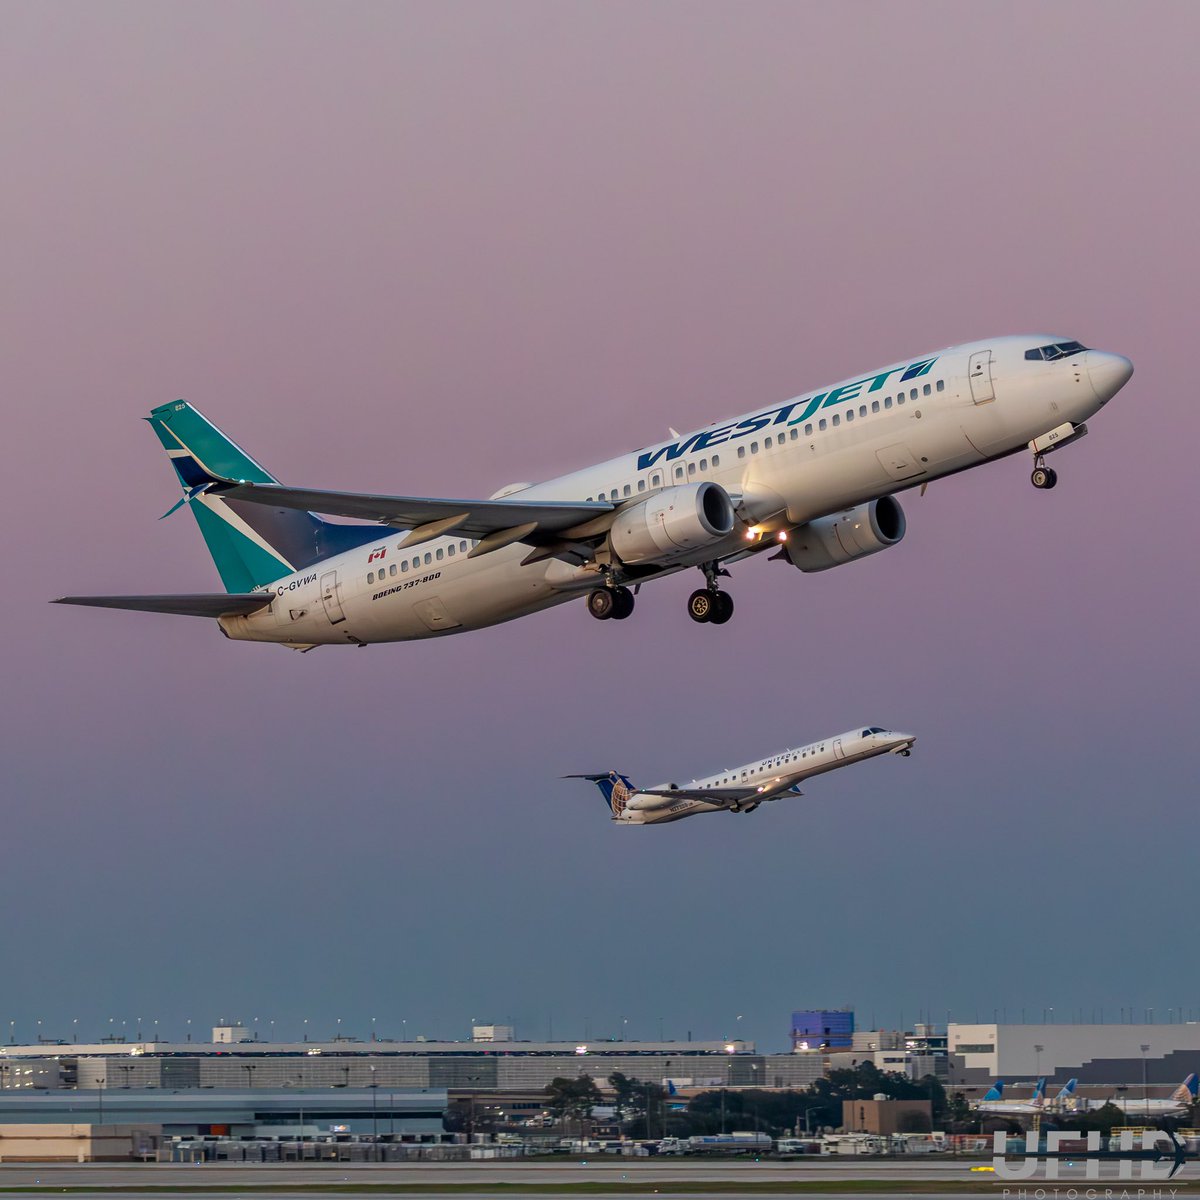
[587,585,634,621]
[688,563,733,625]
[1030,454,1058,490]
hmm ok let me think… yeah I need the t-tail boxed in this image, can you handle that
[147,401,380,593]
[1171,1073,1199,1105]
[564,771,637,819]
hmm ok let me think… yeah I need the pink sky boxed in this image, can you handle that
[2,0,1197,1047]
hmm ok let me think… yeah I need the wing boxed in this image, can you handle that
[52,593,272,618]
[637,786,762,803]
[210,479,615,556]
[637,780,804,804]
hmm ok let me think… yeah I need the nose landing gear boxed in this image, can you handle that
[688,563,733,624]
[1030,455,1058,490]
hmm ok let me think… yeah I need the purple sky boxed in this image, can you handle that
[3,0,1198,1051]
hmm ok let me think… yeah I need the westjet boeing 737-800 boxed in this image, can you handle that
[567,726,914,825]
[56,335,1132,648]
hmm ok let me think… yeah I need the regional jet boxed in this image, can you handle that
[566,726,914,825]
[55,336,1133,648]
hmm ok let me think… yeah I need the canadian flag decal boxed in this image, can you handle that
[368,547,386,563]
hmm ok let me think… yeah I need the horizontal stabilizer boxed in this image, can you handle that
[52,593,272,618]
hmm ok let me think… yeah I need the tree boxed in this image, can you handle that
[544,1075,603,1136]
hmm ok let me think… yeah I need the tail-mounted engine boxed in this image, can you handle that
[609,481,736,566]
[782,495,906,572]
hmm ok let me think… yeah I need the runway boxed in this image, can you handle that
[0,1156,1195,1197]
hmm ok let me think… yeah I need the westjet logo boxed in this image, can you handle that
[637,357,937,471]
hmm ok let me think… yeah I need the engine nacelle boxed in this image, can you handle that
[782,496,906,572]
[609,482,736,566]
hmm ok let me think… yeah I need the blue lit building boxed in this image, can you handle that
[791,1010,854,1051]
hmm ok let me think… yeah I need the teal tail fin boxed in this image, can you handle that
[147,401,379,592]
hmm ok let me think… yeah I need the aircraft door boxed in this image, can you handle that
[832,738,846,761]
[319,570,346,625]
[968,350,995,404]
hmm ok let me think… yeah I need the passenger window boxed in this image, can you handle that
[737,446,746,459]
[712,454,720,466]
[651,472,662,487]
[804,423,813,435]
[637,479,645,491]
[832,414,840,426]
[884,396,892,409]
[910,388,918,400]
[845,410,854,422]
[923,383,931,396]
[699,458,707,471]
[750,442,759,453]
[789,428,797,441]
[859,405,867,417]
[447,545,455,557]
[402,561,409,572]
[612,489,620,500]
[367,571,374,584]
[674,466,685,481]
[436,548,444,560]
[764,436,773,448]
[390,564,397,576]
[460,541,468,552]
[936,379,945,392]
[424,552,431,565]
[818,419,827,431]
[623,484,631,496]
[687,462,696,475]
[896,394,905,405]
[871,400,879,413]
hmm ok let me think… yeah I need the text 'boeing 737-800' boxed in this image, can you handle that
[56,336,1132,648]
[566,726,914,825]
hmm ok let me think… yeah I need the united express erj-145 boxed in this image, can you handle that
[56,336,1133,648]
[567,725,914,825]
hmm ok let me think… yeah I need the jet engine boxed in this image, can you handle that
[782,496,906,572]
[608,482,736,566]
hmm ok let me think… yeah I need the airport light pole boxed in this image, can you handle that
[370,1066,378,1140]
[243,1064,257,1089]
[1034,1044,1043,1080]
[1141,1045,1150,1117]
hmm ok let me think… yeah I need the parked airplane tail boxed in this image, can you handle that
[1171,1073,1199,1104]
[1032,1078,1047,1106]
[1055,1079,1078,1101]
[147,401,379,592]
[982,1081,1004,1102]
[564,771,637,818]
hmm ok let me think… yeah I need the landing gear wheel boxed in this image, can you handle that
[709,591,734,625]
[610,586,635,620]
[688,589,715,623]
[1031,459,1058,490]
[587,588,616,620]
[899,749,911,757]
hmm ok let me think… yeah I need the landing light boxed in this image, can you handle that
[777,531,788,542]
[745,527,759,541]
[575,1044,588,1055]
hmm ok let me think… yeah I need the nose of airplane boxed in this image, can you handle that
[1086,350,1134,403]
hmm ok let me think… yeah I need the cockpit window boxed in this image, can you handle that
[1025,340,1087,362]
[864,726,886,735]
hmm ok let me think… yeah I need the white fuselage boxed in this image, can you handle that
[619,727,914,825]
[217,335,1130,646]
